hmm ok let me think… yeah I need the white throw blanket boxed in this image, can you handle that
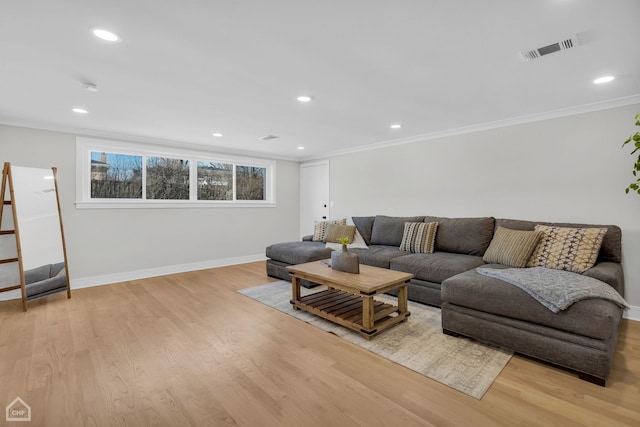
[476,267,629,313]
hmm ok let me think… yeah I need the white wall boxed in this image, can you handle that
[3,104,639,310]
[0,124,300,294]
[327,103,640,308]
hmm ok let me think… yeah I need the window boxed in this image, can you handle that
[197,162,232,200]
[146,156,190,200]
[77,138,276,208]
[90,152,142,199]
[236,165,266,200]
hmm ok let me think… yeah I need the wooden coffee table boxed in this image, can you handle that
[287,261,413,340]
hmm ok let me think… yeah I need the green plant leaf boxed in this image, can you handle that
[337,236,351,245]
[622,114,640,195]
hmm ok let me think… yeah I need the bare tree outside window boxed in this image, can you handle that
[236,165,266,200]
[146,156,190,200]
[85,144,272,205]
[197,162,233,200]
[90,152,143,199]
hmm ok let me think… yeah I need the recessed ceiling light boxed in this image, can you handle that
[72,107,88,114]
[593,76,615,84]
[92,28,120,42]
[297,95,313,102]
[297,146,305,150]
[212,133,223,137]
[390,124,402,129]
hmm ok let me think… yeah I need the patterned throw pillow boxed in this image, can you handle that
[323,224,356,244]
[312,218,347,241]
[527,225,607,273]
[483,227,542,268]
[399,222,438,254]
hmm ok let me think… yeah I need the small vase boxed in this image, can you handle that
[331,244,360,274]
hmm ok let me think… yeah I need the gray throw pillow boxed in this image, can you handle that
[370,215,426,246]
[352,216,375,245]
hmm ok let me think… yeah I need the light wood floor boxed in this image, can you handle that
[0,261,638,427]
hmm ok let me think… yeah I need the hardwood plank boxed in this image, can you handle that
[0,261,638,426]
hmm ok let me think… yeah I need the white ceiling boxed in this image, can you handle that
[1,1,639,161]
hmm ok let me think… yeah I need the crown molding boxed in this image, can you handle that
[0,117,300,162]
[3,94,640,164]
[301,94,640,162]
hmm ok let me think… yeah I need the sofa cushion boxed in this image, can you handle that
[441,266,622,340]
[527,225,607,273]
[424,216,495,256]
[26,275,67,297]
[350,245,408,269]
[483,226,542,268]
[324,224,356,243]
[312,219,346,242]
[399,222,438,253]
[52,263,66,277]
[370,215,426,246]
[496,218,621,263]
[390,252,485,284]
[352,216,375,245]
[24,264,51,284]
[265,241,332,265]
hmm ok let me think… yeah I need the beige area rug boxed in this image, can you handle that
[239,281,512,399]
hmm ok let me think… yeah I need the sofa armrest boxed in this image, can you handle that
[583,262,625,297]
[302,235,314,241]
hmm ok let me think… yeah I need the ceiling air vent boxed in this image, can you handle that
[520,35,579,61]
[260,135,280,141]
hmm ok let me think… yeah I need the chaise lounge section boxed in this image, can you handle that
[440,218,625,386]
[265,214,626,385]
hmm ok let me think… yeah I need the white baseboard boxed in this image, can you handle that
[623,305,640,322]
[2,259,639,324]
[0,254,266,302]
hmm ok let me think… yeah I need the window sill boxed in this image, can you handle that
[75,201,277,209]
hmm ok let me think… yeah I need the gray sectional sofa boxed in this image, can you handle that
[265,215,626,386]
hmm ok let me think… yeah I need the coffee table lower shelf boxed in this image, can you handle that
[290,288,409,339]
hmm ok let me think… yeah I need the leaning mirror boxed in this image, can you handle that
[0,163,70,311]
